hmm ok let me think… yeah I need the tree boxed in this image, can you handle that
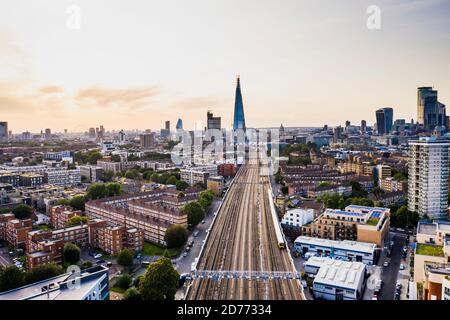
[63,243,80,265]
[176,180,189,191]
[0,266,25,292]
[164,225,187,248]
[87,183,108,200]
[117,249,134,267]
[69,196,86,211]
[124,169,140,180]
[166,176,178,186]
[110,154,122,162]
[87,151,103,165]
[80,261,93,270]
[67,215,88,227]
[12,204,34,220]
[150,173,161,183]
[183,201,205,226]
[139,257,179,300]
[115,274,132,290]
[124,287,142,300]
[349,181,367,198]
[99,170,114,182]
[281,186,289,195]
[25,263,63,284]
[198,190,214,209]
[106,183,123,197]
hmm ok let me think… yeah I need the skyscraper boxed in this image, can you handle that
[165,121,170,131]
[360,120,366,134]
[207,111,221,130]
[176,118,183,130]
[233,76,246,131]
[0,122,8,141]
[417,87,447,130]
[375,107,393,135]
[408,137,449,218]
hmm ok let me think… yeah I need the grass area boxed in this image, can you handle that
[416,243,444,257]
[366,218,379,226]
[110,286,126,294]
[142,242,180,258]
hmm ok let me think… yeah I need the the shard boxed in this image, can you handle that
[233,76,246,131]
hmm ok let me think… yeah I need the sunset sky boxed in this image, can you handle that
[1,0,449,133]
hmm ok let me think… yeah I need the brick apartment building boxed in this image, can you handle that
[49,205,83,229]
[0,214,33,248]
[86,187,200,245]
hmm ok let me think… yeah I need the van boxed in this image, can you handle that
[193,231,200,237]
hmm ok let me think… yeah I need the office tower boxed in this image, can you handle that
[176,118,183,130]
[22,131,31,140]
[44,128,52,139]
[0,122,8,141]
[345,121,350,128]
[118,130,126,143]
[360,120,366,134]
[375,107,393,135]
[333,126,342,143]
[233,76,246,131]
[408,137,449,218]
[140,133,155,148]
[99,125,105,139]
[64,129,68,134]
[393,119,406,132]
[417,87,447,130]
[165,121,170,131]
[89,128,96,139]
[207,111,221,130]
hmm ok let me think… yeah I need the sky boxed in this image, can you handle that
[1,0,450,133]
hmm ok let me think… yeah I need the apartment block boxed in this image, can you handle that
[180,165,218,186]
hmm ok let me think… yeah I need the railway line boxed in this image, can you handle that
[186,158,304,300]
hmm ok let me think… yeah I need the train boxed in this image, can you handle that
[267,189,286,249]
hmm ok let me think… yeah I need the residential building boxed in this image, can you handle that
[180,165,218,186]
[207,111,221,130]
[19,173,45,187]
[0,215,33,248]
[207,176,224,195]
[45,169,81,187]
[380,177,407,193]
[140,133,155,148]
[281,208,314,234]
[97,160,122,175]
[79,165,104,182]
[218,163,236,178]
[0,265,109,300]
[408,137,449,218]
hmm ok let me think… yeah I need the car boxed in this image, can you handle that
[372,295,378,300]
[183,252,188,257]
[185,246,191,253]
[96,259,106,264]
[400,264,405,270]
[94,253,102,259]
[394,293,400,300]
[201,220,206,224]
[106,262,113,267]
[396,282,402,289]
[193,231,200,237]
[383,261,390,267]
[188,240,194,247]
[8,251,15,257]
[136,254,142,260]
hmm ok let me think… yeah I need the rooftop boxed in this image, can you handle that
[416,243,444,257]
[295,236,376,254]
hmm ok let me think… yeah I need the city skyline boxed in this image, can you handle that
[1,0,450,133]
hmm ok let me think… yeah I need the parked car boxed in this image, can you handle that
[201,220,206,224]
[372,295,378,300]
[96,259,106,264]
[383,261,390,267]
[183,252,188,257]
[193,231,200,237]
[400,264,405,270]
[94,253,102,259]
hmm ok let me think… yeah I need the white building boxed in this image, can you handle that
[281,208,314,231]
[294,236,377,265]
[180,165,218,186]
[304,257,366,300]
[45,169,81,187]
[408,137,449,218]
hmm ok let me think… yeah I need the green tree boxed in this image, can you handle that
[0,266,25,292]
[198,190,214,209]
[99,170,114,182]
[25,263,63,284]
[124,287,142,300]
[66,215,88,227]
[349,181,367,198]
[166,176,178,185]
[63,243,80,265]
[110,154,122,162]
[281,186,289,195]
[124,169,140,180]
[87,183,109,200]
[164,225,187,248]
[115,274,132,290]
[176,180,189,191]
[117,249,134,267]
[69,196,86,211]
[87,151,103,165]
[12,204,34,220]
[183,201,205,226]
[150,173,161,183]
[139,257,179,300]
[106,183,123,197]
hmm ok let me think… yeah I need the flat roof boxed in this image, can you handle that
[295,236,376,254]
[418,222,437,235]
[308,257,365,291]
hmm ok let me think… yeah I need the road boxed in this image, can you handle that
[186,159,304,300]
[0,248,12,267]
[379,232,407,300]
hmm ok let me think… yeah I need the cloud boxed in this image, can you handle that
[74,85,160,110]
[171,96,219,111]
[39,86,64,94]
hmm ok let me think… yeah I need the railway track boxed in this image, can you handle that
[186,160,304,300]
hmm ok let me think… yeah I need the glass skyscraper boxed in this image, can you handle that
[233,77,246,131]
[375,107,393,135]
[176,118,183,130]
[417,87,447,130]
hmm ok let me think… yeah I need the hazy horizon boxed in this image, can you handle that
[1,0,449,133]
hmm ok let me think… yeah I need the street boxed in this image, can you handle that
[0,248,12,267]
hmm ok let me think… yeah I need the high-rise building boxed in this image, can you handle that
[233,76,246,131]
[44,128,52,140]
[140,133,155,148]
[375,107,393,135]
[176,118,183,130]
[0,122,8,141]
[360,120,366,134]
[207,111,221,130]
[333,126,342,143]
[417,87,447,130]
[408,137,449,218]
[165,121,170,131]
[89,128,96,139]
